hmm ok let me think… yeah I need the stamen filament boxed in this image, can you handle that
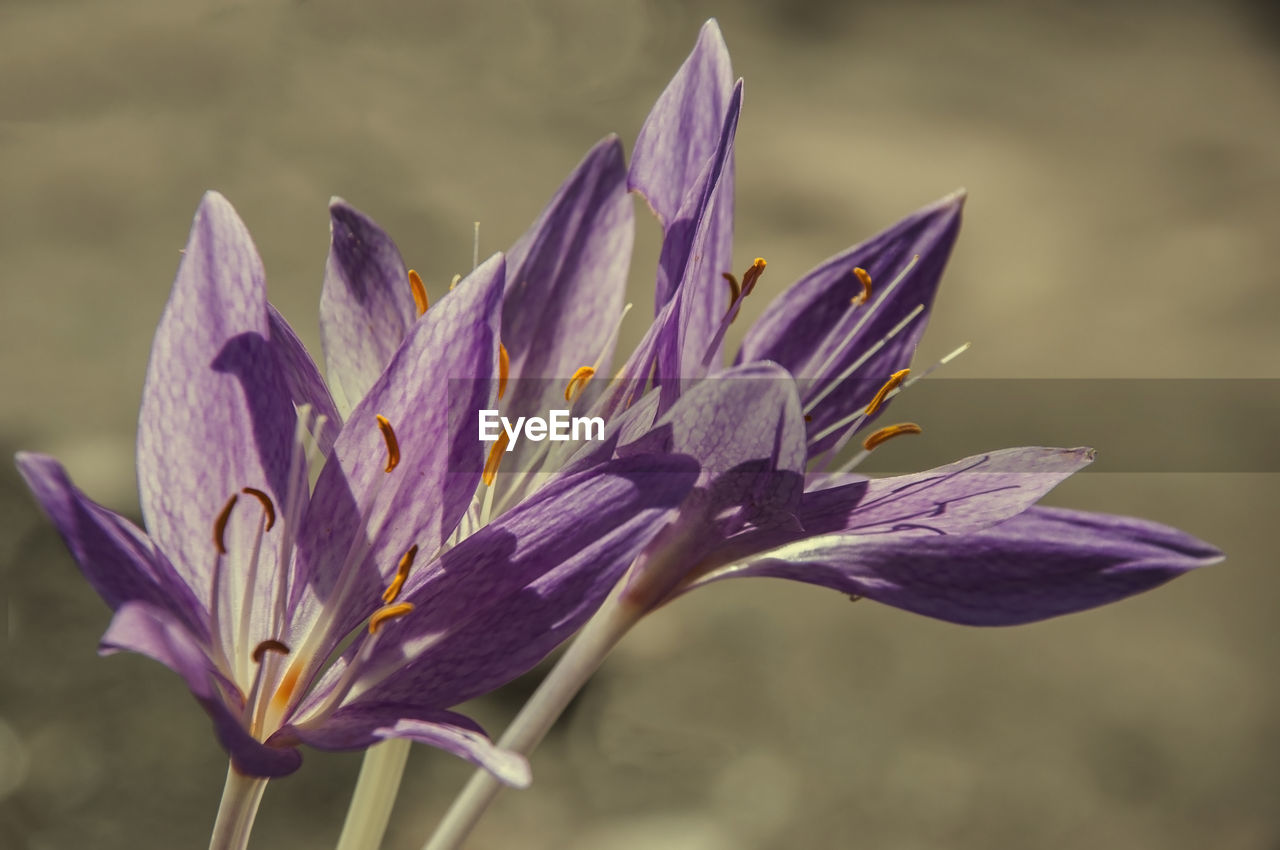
[803,302,924,416]
[408,269,429,316]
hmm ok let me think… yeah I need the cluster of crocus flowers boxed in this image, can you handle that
[15,16,1223,850]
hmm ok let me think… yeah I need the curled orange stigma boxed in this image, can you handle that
[375,415,400,473]
[864,369,910,417]
[213,494,238,554]
[251,639,291,663]
[564,366,596,403]
[483,432,510,486]
[851,267,872,305]
[862,422,923,451]
[240,487,276,531]
[369,602,415,634]
[382,544,419,604]
[408,269,429,316]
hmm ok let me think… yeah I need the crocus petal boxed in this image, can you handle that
[100,601,302,776]
[289,255,504,645]
[694,447,1096,574]
[15,453,207,635]
[603,82,743,418]
[737,192,964,453]
[502,135,633,427]
[688,505,1222,626]
[346,453,699,709]
[282,705,530,788]
[136,192,299,611]
[319,199,417,417]
[268,303,342,454]
[629,18,734,236]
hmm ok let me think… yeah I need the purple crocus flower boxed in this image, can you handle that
[594,19,1223,621]
[14,192,697,783]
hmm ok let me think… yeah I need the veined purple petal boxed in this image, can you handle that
[136,192,299,612]
[346,453,699,709]
[319,199,417,416]
[737,192,964,453]
[282,705,530,788]
[100,601,302,776]
[502,136,633,426]
[603,82,742,418]
[629,19,734,236]
[268,303,342,454]
[616,362,807,608]
[687,505,1222,626]
[15,453,207,636]
[289,254,504,646]
[693,447,1096,574]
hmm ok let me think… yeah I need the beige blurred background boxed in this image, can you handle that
[2,0,1277,848]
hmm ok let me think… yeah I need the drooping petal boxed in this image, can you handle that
[288,255,504,646]
[281,705,530,788]
[136,192,299,610]
[267,303,342,454]
[344,453,699,709]
[100,601,302,776]
[629,18,734,237]
[502,135,633,426]
[319,199,417,417]
[688,505,1222,626]
[693,447,1096,572]
[737,192,964,453]
[15,453,206,635]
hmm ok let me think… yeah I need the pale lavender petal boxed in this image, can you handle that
[347,453,699,709]
[690,447,1094,579]
[288,255,504,646]
[100,601,302,776]
[267,303,342,453]
[502,136,633,425]
[136,192,298,611]
[688,505,1223,626]
[629,18,734,234]
[737,192,964,453]
[15,453,206,635]
[283,705,530,787]
[319,199,416,416]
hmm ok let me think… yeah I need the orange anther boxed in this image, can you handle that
[498,343,510,401]
[240,487,276,531]
[251,639,290,663]
[864,369,910,416]
[483,432,510,486]
[564,366,596,403]
[369,602,415,634]
[213,494,238,554]
[375,414,400,473]
[851,267,872,305]
[861,422,923,451]
[408,269,429,316]
[382,544,419,604]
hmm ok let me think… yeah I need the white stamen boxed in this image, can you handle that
[805,303,925,420]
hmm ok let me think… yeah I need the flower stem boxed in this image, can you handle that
[209,763,269,850]
[335,738,413,850]
[421,597,644,850]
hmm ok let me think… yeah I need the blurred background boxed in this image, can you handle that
[2,0,1277,848]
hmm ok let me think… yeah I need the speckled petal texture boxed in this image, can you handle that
[135,191,299,611]
[319,199,417,416]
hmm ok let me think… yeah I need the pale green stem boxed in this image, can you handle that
[335,738,413,850]
[421,597,645,850]
[209,763,269,850]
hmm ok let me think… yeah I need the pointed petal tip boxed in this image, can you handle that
[328,195,348,210]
